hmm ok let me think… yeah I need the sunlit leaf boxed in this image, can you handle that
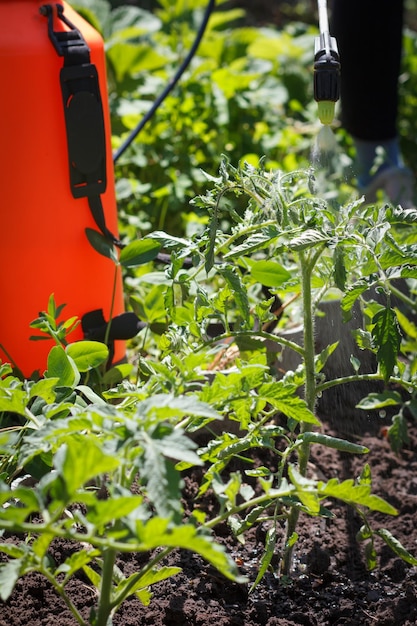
[119,239,162,267]
[66,341,109,372]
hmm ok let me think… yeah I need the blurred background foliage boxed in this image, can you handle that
[72,0,417,237]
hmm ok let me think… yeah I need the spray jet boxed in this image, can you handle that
[314,0,340,125]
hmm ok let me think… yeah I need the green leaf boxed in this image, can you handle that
[85,228,118,263]
[341,281,369,321]
[134,519,244,582]
[0,559,24,601]
[142,437,183,522]
[387,414,409,454]
[372,308,401,382]
[356,391,402,410]
[54,436,120,495]
[55,549,100,582]
[136,394,221,422]
[119,239,162,267]
[217,266,250,323]
[0,387,27,416]
[66,341,109,372]
[113,566,181,607]
[318,478,398,515]
[45,345,80,388]
[86,496,144,527]
[288,464,320,515]
[299,432,369,454]
[250,260,291,287]
[333,245,347,291]
[289,229,329,251]
[83,564,102,589]
[395,306,417,339]
[364,540,378,570]
[29,378,58,404]
[249,525,276,592]
[376,529,417,566]
[257,382,320,425]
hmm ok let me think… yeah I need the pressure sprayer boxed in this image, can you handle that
[0,0,129,376]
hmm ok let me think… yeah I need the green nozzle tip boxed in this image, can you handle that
[317,100,335,125]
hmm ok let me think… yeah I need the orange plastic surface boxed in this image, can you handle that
[0,0,125,376]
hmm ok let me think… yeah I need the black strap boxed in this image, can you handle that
[41,4,123,249]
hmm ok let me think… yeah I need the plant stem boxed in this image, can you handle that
[104,264,120,350]
[95,548,117,626]
[41,568,87,626]
[282,250,318,576]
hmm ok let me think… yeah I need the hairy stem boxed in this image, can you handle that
[95,548,117,626]
[282,250,318,576]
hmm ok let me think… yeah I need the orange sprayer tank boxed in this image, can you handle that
[0,0,125,376]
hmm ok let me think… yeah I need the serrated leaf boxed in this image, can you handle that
[372,308,401,382]
[289,229,329,251]
[257,382,320,425]
[224,232,277,259]
[341,281,369,321]
[66,341,109,372]
[119,239,162,267]
[217,265,250,324]
[315,341,339,373]
[318,478,398,515]
[134,518,244,582]
[136,393,221,421]
[379,245,417,270]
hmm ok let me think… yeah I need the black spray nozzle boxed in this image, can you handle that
[314,31,340,124]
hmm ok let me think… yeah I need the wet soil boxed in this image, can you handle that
[1,414,417,626]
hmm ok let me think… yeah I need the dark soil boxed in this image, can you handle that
[1,414,417,626]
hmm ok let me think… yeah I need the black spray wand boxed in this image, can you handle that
[314,0,340,125]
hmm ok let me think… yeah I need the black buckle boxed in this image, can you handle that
[40,4,90,64]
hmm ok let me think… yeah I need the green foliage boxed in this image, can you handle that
[73,0,319,235]
[2,0,417,618]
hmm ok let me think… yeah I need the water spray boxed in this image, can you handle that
[314,0,340,125]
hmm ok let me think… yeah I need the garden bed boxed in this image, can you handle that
[1,416,417,626]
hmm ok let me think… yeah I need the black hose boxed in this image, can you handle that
[113,0,216,163]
